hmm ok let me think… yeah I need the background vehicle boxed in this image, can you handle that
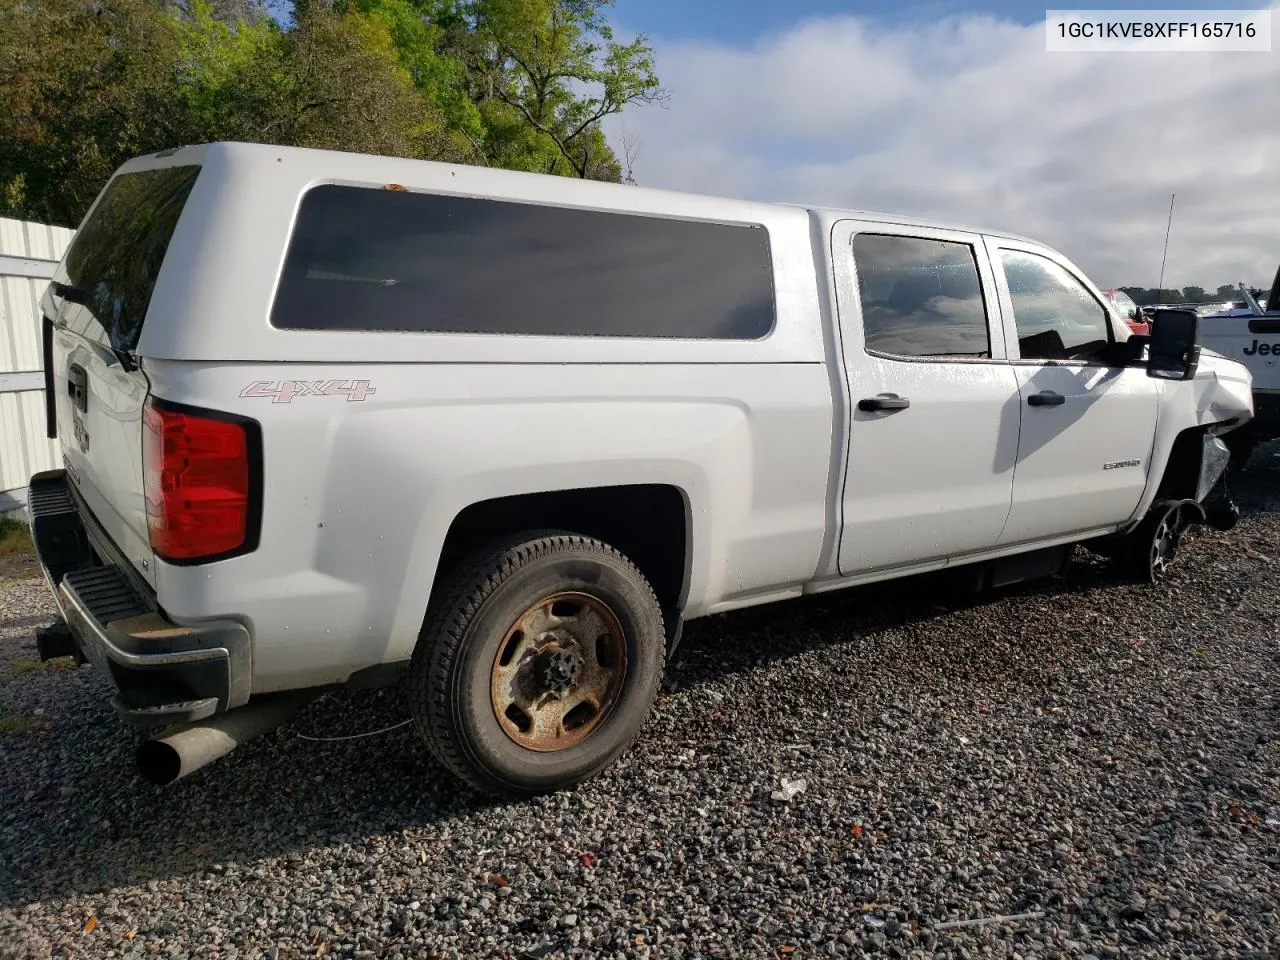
[1197,300,1254,317]
[1198,275,1280,467]
[1102,288,1149,335]
[29,143,1253,797]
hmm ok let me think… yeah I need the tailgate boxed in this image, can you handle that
[42,164,203,587]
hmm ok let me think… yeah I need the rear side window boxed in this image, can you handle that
[851,234,991,358]
[271,185,776,340]
[59,166,201,351]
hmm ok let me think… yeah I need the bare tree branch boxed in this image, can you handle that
[495,85,585,175]
[619,123,641,184]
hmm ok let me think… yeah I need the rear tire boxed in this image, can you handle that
[410,532,665,798]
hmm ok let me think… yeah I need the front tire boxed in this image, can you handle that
[1119,501,1190,583]
[410,532,665,798]
[1224,432,1257,471]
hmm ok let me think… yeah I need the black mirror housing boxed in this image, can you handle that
[1147,308,1200,381]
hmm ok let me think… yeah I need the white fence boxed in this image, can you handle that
[1,217,74,518]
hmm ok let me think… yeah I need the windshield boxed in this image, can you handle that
[57,165,201,352]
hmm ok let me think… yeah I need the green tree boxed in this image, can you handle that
[0,0,660,224]
[242,4,460,158]
[1125,288,1152,305]
[1,0,466,224]
[464,0,663,178]
[336,0,484,152]
[171,0,474,158]
[166,0,281,141]
[0,0,186,223]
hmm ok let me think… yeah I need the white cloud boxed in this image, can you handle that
[610,8,1280,290]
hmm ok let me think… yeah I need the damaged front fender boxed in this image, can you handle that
[1126,356,1252,529]
[1193,354,1254,433]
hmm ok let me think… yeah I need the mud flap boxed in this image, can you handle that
[664,609,685,657]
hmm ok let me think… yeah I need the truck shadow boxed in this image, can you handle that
[0,679,459,910]
[670,549,1128,690]
[673,440,1278,690]
[2,445,1275,911]
[0,555,1199,910]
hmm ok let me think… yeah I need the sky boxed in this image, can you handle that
[603,0,1279,291]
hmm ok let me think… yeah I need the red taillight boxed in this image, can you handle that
[143,400,254,562]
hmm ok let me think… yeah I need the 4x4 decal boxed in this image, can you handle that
[240,380,377,403]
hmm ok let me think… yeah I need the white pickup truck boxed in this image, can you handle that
[1198,272,1280,467]
[29,143,1253,797]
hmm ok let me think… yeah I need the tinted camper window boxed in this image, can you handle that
[271,185,776,339]
[58,165,201,351]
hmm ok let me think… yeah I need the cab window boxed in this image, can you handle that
[1001,250,1112,362]
[852,234,991,358]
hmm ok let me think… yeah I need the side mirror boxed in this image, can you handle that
[1146,308,1200,381]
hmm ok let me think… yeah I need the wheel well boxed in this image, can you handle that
[1155,427,1211,501]
[435,485,689,615]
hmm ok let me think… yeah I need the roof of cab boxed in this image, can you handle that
[801,204,1042,247]
[123,141,1045,249]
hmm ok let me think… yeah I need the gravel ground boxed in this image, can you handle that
[2,447,1278,960]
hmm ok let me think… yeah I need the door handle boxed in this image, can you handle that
[67,363,88,413]
[858,393,910,412]
[1027,390,1065,407]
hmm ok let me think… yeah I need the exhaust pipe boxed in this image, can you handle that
[137,690,321,786]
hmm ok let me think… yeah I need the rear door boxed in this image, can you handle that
[989,241,1158,545]
[834,222,1020,575]
[44,165,202,583]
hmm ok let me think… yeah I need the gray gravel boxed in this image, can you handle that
[2,446,1278,960]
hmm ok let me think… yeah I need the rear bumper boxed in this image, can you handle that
[28,470,251,727]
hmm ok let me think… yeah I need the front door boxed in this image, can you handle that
[989,242,1159,545]
[835,223,1021,575]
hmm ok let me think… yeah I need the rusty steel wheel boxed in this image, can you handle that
[409,532,666,798]
[490,592,628,751]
